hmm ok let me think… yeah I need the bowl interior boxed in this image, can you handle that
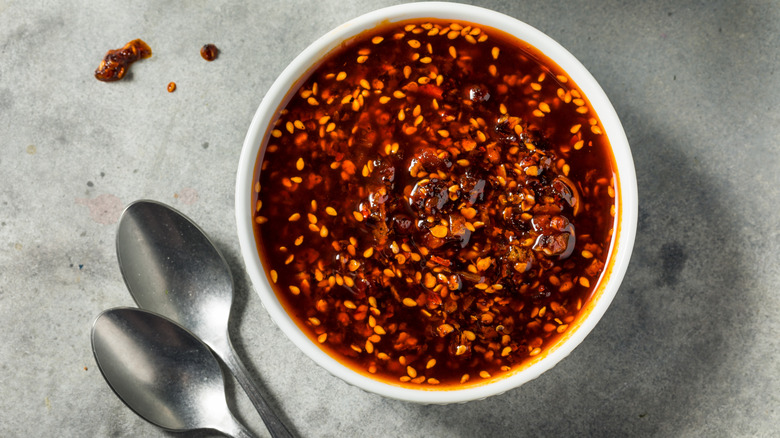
[236,1,637,404]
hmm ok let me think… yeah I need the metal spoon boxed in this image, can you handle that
[115,200,292,438]
[91,307,255,437]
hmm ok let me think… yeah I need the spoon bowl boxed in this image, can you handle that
[116,200,233,352]
[116,200,292,437]
[91,307,253,437]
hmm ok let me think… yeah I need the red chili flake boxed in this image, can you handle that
[418,84,443,99]
[430,255,451,267]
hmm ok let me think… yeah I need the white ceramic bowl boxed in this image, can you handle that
[236,1,637,404]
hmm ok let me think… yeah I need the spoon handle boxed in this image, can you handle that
[222,342,295,438]
[217,413,258,438]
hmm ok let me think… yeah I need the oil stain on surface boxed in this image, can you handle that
[76,194,123,225]
[174,187,198,205]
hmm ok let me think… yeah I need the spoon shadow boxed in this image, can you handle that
[402,111,753,438]
[214,238,298,436]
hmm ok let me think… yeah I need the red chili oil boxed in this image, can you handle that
[252,19,618,387]
[94,39,152,82]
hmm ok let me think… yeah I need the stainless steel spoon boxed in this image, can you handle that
[116,200,292,438]
[91,307,255,437]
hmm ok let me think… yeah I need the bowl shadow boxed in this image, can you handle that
[396,115,754,436]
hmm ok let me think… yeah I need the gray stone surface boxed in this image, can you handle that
[1,0,778,436]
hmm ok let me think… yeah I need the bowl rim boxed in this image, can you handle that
[236,1,638,404]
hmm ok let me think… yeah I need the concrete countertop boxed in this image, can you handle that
[1,1,778,436]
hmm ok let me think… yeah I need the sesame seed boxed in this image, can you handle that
[430,225,448,238]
